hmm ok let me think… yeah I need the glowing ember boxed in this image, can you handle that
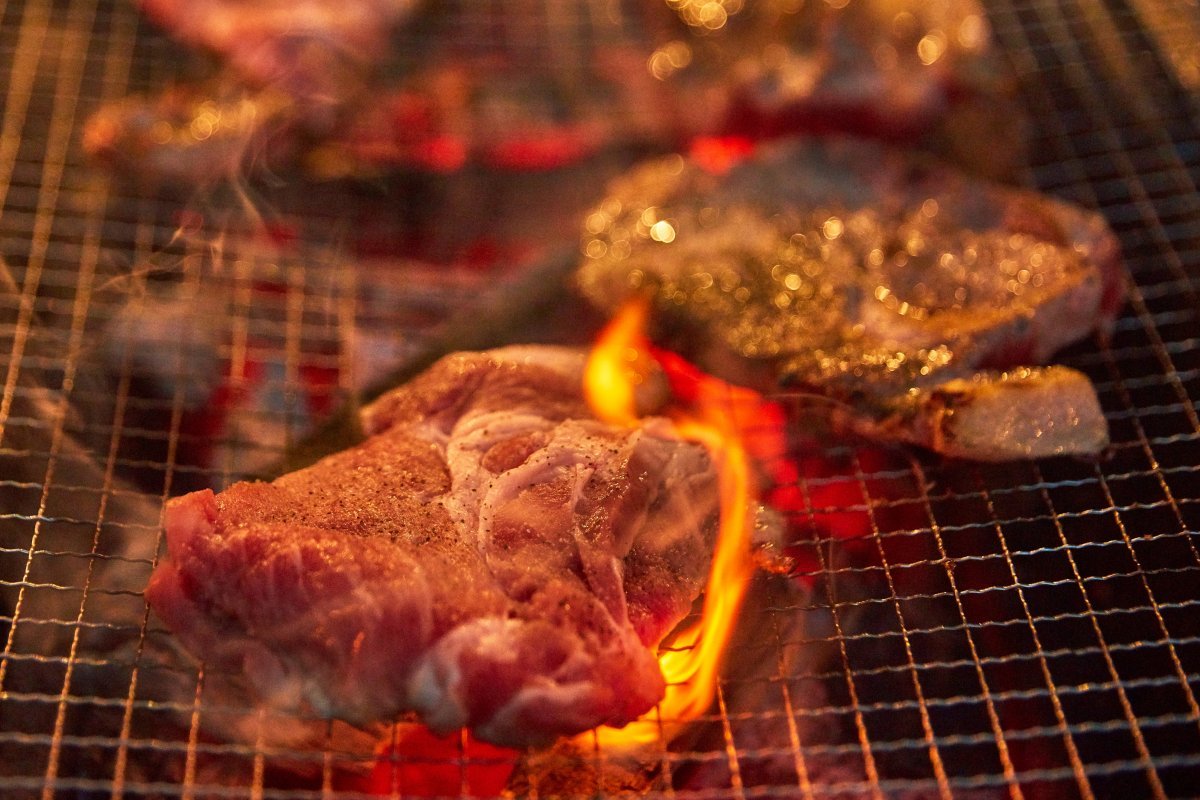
[687,135,756,176]
[357,725,517,797]
[582,299,761,747]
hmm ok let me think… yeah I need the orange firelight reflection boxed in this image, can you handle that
[583,299,761,748]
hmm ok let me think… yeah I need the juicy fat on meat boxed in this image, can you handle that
[146,346,718,747]
[576,137,1124,461]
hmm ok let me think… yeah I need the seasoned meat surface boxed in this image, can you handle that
[576,137,1124,460]
[147,346,718,746]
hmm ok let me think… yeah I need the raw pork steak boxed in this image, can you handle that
[147,346,718,747]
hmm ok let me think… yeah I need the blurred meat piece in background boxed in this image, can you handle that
[85,0,1027,187]
[80,59,674,186]
[324,49,684,175]
[82,83,299,188]
[576,136,1123,461]
[84,1,694,186]
[136,0,420,127]
[671,0,1028,178]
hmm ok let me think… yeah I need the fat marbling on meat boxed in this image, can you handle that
[146,346,718,747]
[575,137,1124,461]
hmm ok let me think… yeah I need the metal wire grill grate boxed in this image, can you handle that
[1,0,1200,798]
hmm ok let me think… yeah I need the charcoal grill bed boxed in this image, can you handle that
[2,1,1200,798]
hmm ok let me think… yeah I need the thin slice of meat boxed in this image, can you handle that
[575,136,1124,461]
[146,346,719,747]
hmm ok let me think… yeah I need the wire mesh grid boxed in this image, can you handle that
[1,0,1200,798]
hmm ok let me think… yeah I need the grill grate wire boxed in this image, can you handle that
[2,0,1200,798]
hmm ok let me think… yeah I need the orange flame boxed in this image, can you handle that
[582,299,760,748]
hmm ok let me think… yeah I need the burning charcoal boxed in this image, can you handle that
[659,574,883,795]
[0,258,127,616]
[360,724,520,797]
[84,1,695,187]
[562,572,933,796]
[661,573,1008,799]
[506,740,666,798]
